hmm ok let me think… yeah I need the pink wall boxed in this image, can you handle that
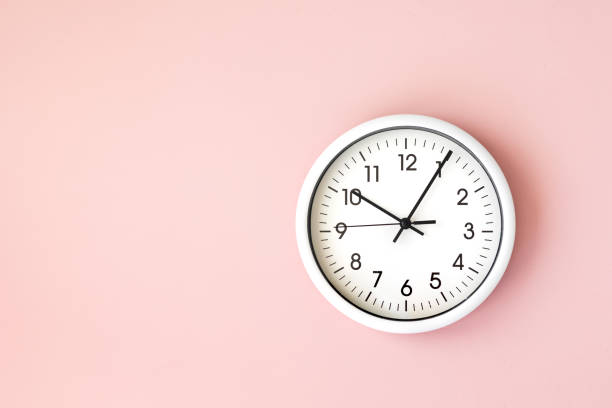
[1,1,611,406]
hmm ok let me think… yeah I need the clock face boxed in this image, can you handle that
[307,126,504,321]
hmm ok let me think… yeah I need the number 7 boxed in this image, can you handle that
[372,270,382,287]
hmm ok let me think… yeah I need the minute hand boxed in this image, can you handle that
[393,149,453,242]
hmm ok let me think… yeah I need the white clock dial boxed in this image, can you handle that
[297,115,515,333]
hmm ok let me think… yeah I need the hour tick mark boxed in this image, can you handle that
[328,186,338,193]
[468,267,479,274]
[441,292,448,302]
[475,186,484,193]
[481,230,493,233]
[333,266,344,274]
[359,151,366,161]
[365,291,372,302]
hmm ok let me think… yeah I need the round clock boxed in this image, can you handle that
[296,115,515,333]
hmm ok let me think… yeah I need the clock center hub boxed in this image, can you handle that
[400,218,411,229]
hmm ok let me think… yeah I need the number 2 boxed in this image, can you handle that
[457,188,468,205]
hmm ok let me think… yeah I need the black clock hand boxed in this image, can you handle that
[353,191,401,221]
[412,220,436,225]
[343,220,436,228]
[353,190,425,235]
[393,150,453,243]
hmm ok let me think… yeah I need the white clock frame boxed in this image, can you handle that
[296,114,515,333]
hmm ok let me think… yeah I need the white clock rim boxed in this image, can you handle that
[296,114,515,333]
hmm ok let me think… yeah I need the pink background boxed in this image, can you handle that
[1,1,611,406]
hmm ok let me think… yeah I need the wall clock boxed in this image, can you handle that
[296,115,515,333]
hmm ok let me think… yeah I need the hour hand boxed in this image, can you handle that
[352,190,424,235]
[352,190,401,222]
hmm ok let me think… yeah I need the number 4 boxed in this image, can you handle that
[453,253,464,270]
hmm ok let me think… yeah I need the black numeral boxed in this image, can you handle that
[464,222,474,239]
[335,222,347,239]
[365,165,379,182]
[398,154,417,171]
[342,188,361,205]
[401,279,413,296]
[453,253,464,270]
[350,253,361,270]
[372,270,382,287]
[457,188,468,205]
[429,272,441,289]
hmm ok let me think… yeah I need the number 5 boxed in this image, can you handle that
[429,272,441,289]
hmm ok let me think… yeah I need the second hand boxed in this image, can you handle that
[341,220,437,228]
